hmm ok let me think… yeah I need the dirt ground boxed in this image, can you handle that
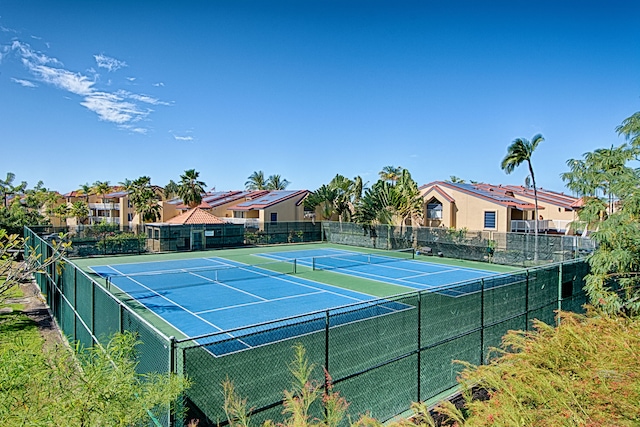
[7,280,66,350]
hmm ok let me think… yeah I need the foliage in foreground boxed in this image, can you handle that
[0,310,189,427]
[223,312,640,427]
[434,311,640,427]
[0,229,70,305]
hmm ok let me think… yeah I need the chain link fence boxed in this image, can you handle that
[24,225,591,426]
[24,227,173,426]
[176,259,589,426]
[29,221,323,257]
[321,221,595,267]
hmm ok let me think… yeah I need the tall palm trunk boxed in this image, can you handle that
[528,160,539,262]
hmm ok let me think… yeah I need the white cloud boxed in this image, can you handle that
[28,63,95,95]
[153,82,165,87]
[127,92,170,106]
[12,40,62,66]
[94,53,127,72]
[172,133,194,142]
[126,77,136,82]
[8,41,169,131]
[11,78,36,87]
[81,91,149,124]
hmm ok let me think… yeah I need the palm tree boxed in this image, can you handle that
[245,171,267,190]
[501,134,543,260]
[164,180,179,199]
[379,166,403,184]
[124,176,161,223]
[78,182,92,201]
[178,169,206,208]
[395,169,424,229]
[92,181,112,223]
[266,174,290,190]
[304,185,338,220]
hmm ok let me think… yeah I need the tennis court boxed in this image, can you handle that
[89,246,501,355]
[258,247,496,294]
[90,254,413,355]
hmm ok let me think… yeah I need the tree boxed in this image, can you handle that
[126,176,161,223]
[0,176,51,234]
[501,134,544,260]
[562,145,636,217]
[559,111,640,316]
[379,165,403,184]
[78,182,92,202]
[304,185,338,220]
[0,172,27,208]
[92,181,111,203]
[164,179,179,199]
[178,169,206,208]
[395,169,424,229]
[266,174,290,190]
[1,229,70,304]
[69,200,89,225]
[245,171,267,191]
[449,175,466,183]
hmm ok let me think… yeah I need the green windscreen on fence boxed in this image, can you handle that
[24,226,591,427]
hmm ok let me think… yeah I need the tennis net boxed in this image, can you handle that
[312,248,415,271]
[106,259,296,289]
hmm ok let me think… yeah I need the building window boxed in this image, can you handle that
[270,212,278,222]
[127,213,133,221]
[426,202,443,219]
[484,211,497,229]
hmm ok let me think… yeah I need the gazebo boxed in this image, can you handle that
[145,208,245,252]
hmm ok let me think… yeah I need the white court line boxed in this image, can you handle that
[204,258,369,303]
[217,298,417,357]
[313,263,464,289]
[195,290,326,315]
[106,265,251,348]
[188,271,268,302]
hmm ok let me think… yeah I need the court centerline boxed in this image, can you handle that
[188,271,269,302]
[194,290,327,315]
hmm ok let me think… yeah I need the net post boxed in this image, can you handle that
[293,258,297,274]
[313,257,317,271]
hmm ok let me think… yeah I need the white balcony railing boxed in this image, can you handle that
[510,219,574,233]
[89,216,120,225]
[223,218,260,228]
[89,203,118,210]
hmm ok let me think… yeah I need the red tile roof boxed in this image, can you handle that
[164,208,226,225]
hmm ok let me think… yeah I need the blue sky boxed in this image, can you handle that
[1,1,640,194]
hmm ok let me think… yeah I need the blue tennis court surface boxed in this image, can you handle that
[90,249,496,356]
[257,248,495,291]
[90,255,412,356]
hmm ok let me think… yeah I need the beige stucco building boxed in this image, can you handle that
[420,181,581,234]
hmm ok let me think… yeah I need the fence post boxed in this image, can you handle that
[169,336,176,427]
[480,278,485,363]
[73,267,78,341]
[557,262,564,325]
[417,291,422,402]
[525,269,530,330]
[324,311,330,391]
[91,277,96,345]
